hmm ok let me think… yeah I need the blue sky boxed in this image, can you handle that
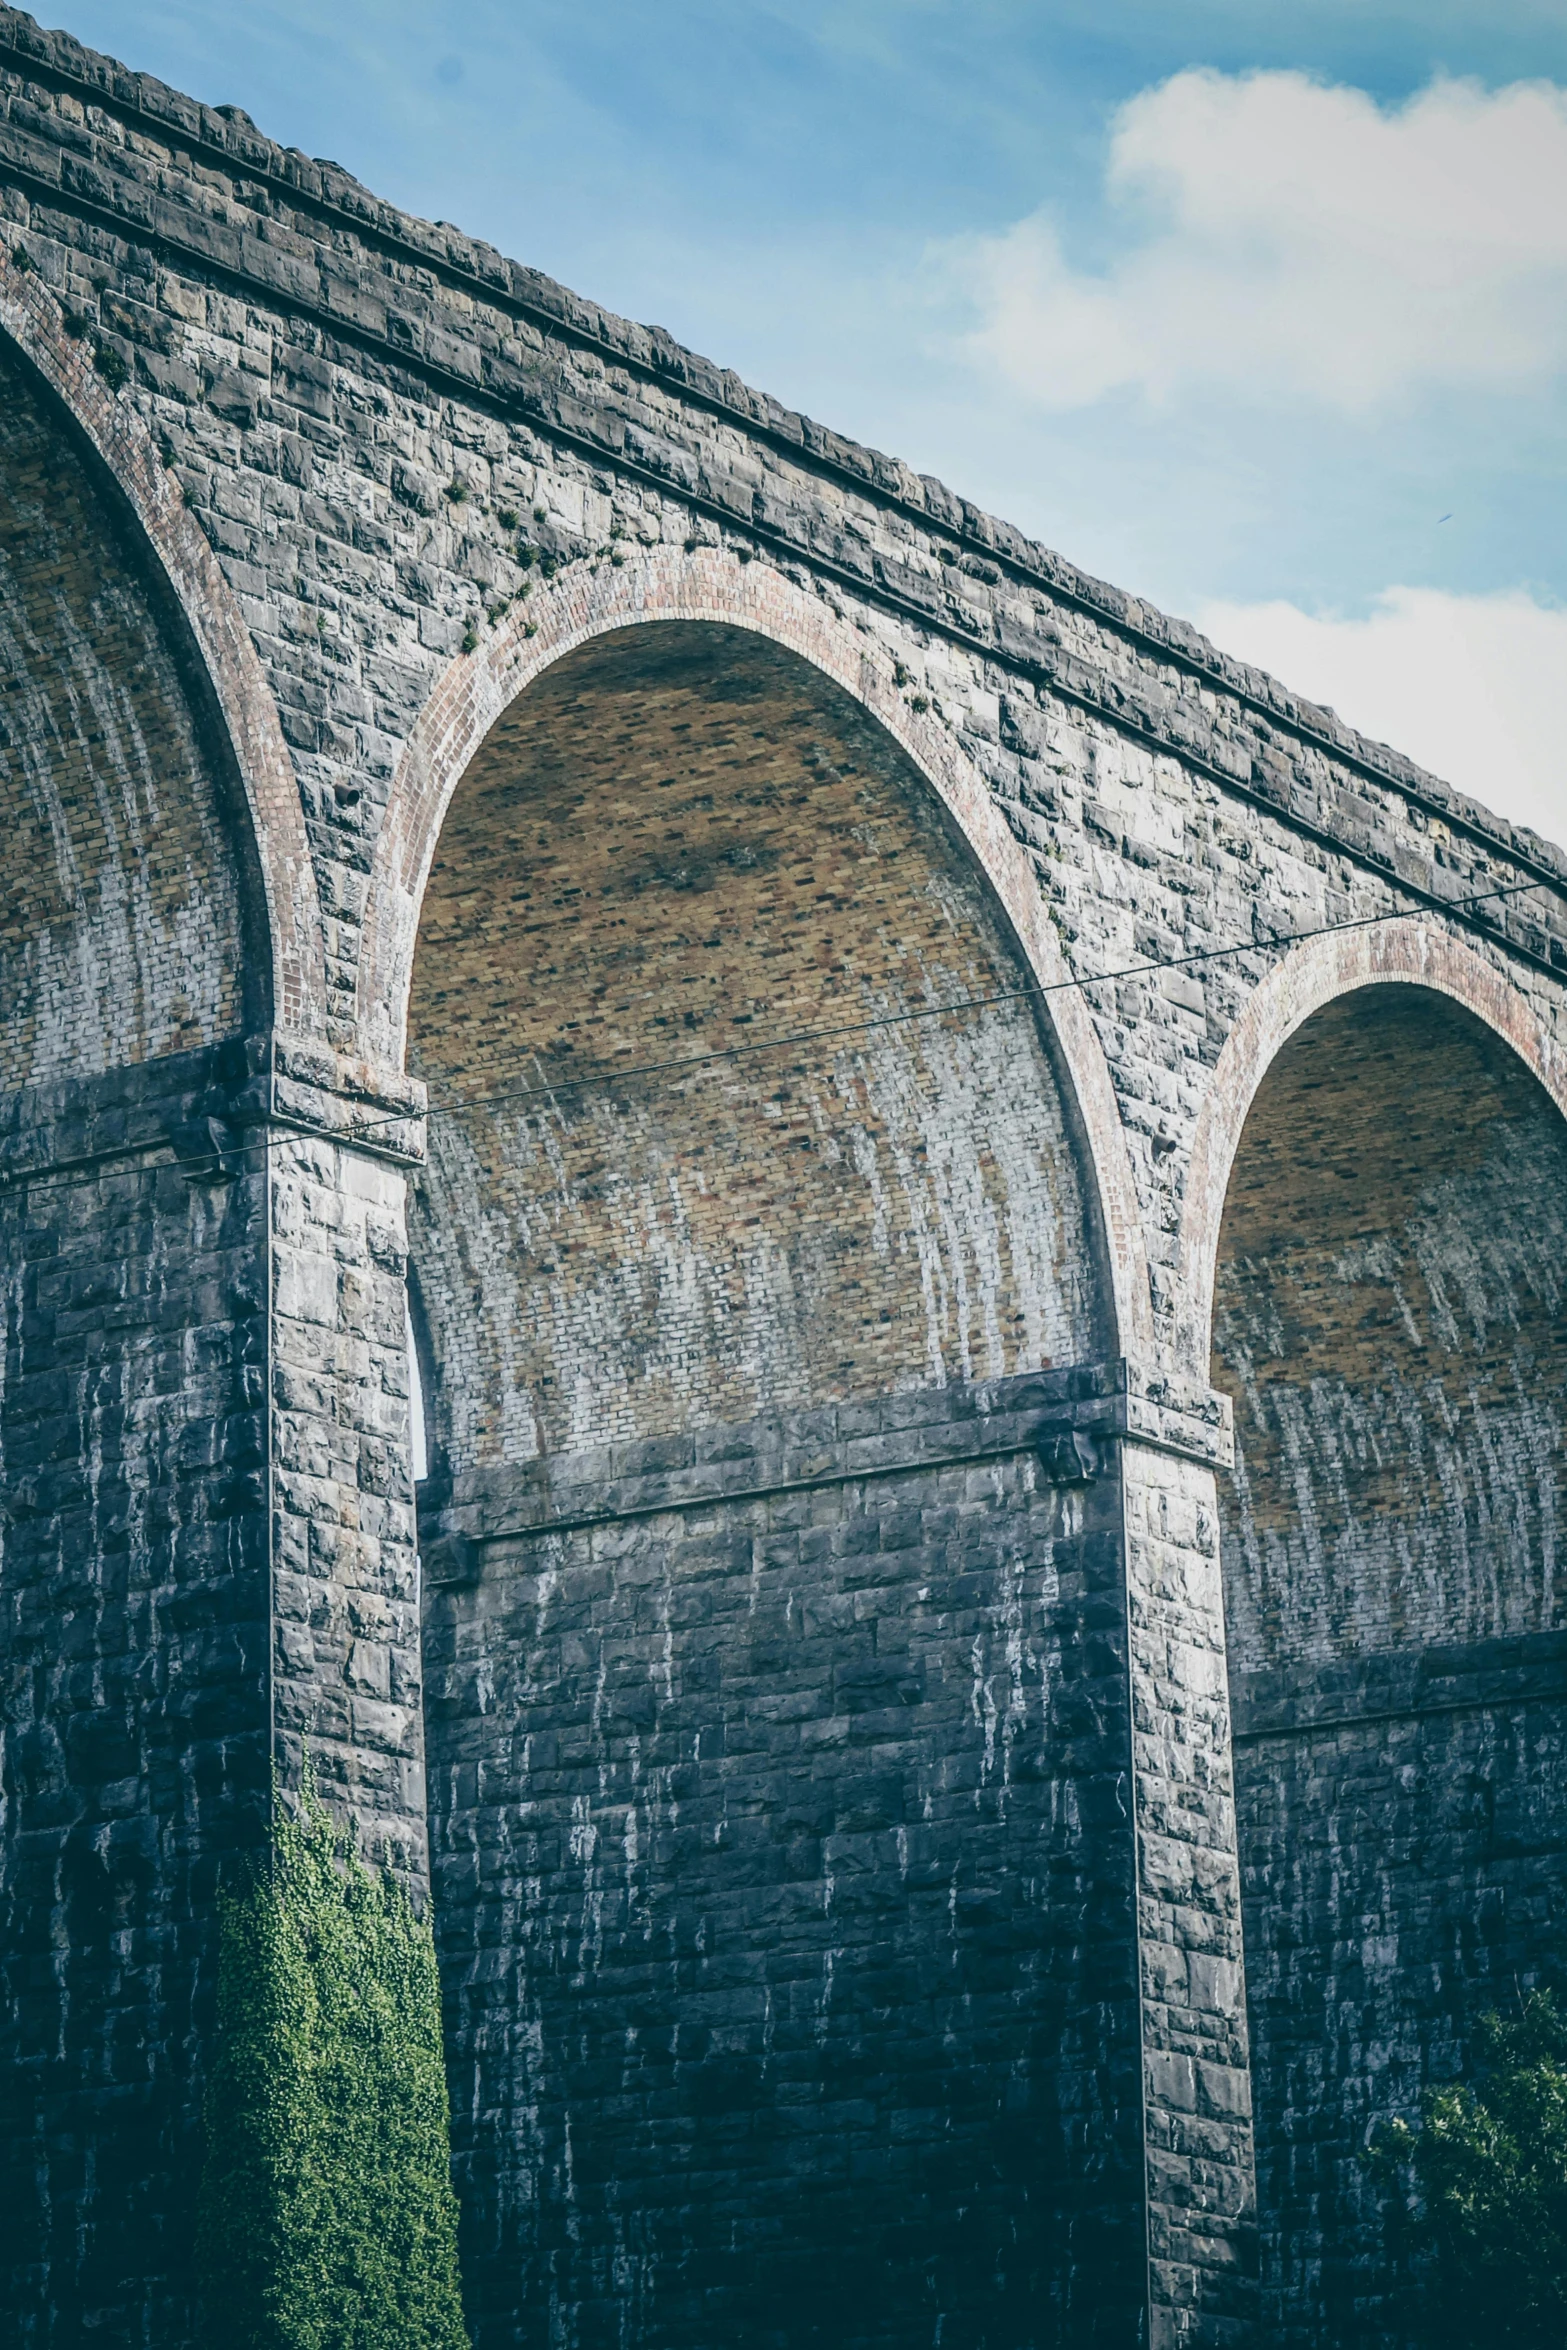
[47,1,1567,843]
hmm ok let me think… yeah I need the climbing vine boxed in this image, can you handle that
[197,1773,468,2350]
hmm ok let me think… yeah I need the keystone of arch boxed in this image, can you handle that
[0,254,327,1040]
[362,542,1155,1359]
[1175,917,1567,1377]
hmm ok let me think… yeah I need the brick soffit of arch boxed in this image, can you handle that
[362,545,1156,1360]
[1176,920,1567,1377]
[0,252,327,1040]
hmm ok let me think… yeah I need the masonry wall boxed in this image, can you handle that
[0,299,277,2340]
[269,1126,426,1875]
[407,620,1105,1468]
[0,1047,272,2345]
[0,334,246,1087]
[1212,987,1567,2345]
[408,618,1136,2341]
[423,1372,1143,2350]
[3,8,1567,2343]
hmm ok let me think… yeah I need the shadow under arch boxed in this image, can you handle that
[363,543,1151,1363]
[404,589,1153,2346]
[0,252,326,1040]
[1181,926,1567,2345]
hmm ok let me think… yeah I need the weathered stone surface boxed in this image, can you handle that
[0,334,247,1085]
[0,1046,271,2347]
[2,10,1566,2344]
[424,1373,1143,2349]
[1214,988,1567,2342]
[407,621,1105,1466]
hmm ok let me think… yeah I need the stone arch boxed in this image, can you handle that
[0,252,325,1047]
[1182,925,1567,2343]
[366,543,1150,1360]
[1176,919,1567,1377]
[403,568,1150,2343]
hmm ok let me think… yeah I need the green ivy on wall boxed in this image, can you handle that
[197,1772,469,2350]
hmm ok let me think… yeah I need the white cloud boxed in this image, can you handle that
[1191,585,1567,852]
[943,70,1567,411]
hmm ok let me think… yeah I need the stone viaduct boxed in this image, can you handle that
[1,12,1565,2346]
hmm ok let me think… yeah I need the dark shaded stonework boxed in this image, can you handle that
[1,10,1566,2347]
[1214,990,1567,2344]
[423,1373,1142,2350]
[0,1046,273,2346]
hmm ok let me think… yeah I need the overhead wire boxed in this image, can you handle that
[0,874,1549,1208]
[404,875,1549,1126]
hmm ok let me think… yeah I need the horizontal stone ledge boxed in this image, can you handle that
[267,1029,426,1163]
[1231,1628,1567,1741]
[419,1358,1231,1583]
[1118,1357,1234,1470]
[0,1029,425,1182]
[0,1031,259,1184]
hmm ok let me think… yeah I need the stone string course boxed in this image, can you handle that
[1,10,1566,2346]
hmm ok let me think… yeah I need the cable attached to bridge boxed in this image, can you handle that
[1,875,1550,1206]
[413,875,1550,1128]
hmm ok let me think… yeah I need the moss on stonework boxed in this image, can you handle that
[197,1772,469,2350]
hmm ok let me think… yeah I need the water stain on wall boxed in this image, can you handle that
[408,623,1104,1467]
[0,345,242,1088]
[1216,988,1567,1667]
[1213,985,1567,2346]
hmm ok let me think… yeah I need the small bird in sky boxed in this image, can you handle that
[1437,513,1453,523]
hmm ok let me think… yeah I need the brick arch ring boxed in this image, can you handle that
[1174,918,1567,1376]
[0,253,327,1039]
[359,542,1155,1358]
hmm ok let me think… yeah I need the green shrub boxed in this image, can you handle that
[197,1774,469,2350]
[1375,1993,1567,2348]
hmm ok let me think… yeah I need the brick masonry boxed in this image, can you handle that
[1,9,1566,2344]
[1214,988,1567,2343]
[0,334,245,1085]
[407,620,1104,1466]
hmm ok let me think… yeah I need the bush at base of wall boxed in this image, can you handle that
[197,1776,468,2350]
[1375,1993,1567,2349]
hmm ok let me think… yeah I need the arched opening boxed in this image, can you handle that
[407,622,1107,1465]
[0,340,266,2337]
[410,621,1138,2345]
[0,337,260,1081]
[1211,983,1567,2343]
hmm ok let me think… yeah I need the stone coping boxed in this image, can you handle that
[2,3,1564,903]
[1232,1628,1567,1739]
[419,1356,1233,1583]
